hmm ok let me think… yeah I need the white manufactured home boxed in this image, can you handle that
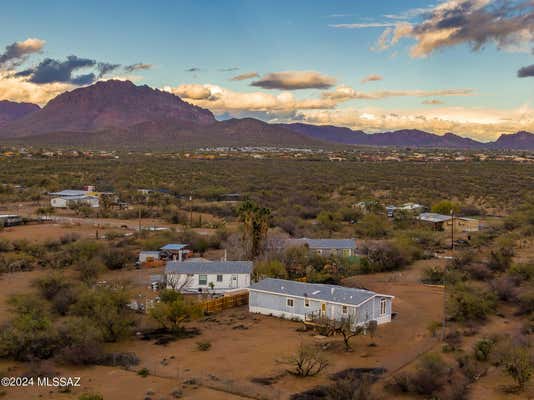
[249,278,393,329]
[165,261,253,294]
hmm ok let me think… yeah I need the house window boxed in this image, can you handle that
[216,274,223,282]
[287,298,294,307]
[342,305,348,314]
[304,298,310,307]
[380,299,387,315]
[198,274,207,285]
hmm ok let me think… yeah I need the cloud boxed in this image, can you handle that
[361,74,383,84]
[383,7,433,20]
[97,62,121,78]
[251,71,336,90]
[0,38,45,68]
[163,83,337,115]
[169,82,533,140]
[330,22,396,29]
[374,0,534,57]
[295,105,534,141]
[124,63,152,72]
[219,67,239,72]
[517,64,534,78]
[16,56,98,85]
[185,67,201,72]
[0,70,73,105]
[322,85,473,102]
[231,72,259,81]
[422,99,445,105]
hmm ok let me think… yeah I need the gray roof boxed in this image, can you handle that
[287,238,356,250]
[49,190,89,196]
[249,278,391,306]
[160,243,188,251]
[418,212,451,223]
[165,261,253,275]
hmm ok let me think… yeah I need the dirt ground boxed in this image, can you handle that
[0,258,444,400]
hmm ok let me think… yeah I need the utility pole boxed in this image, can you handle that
[450,209,455,250]
[138,206,142,232]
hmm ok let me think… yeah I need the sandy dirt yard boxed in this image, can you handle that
[0,257,445,400]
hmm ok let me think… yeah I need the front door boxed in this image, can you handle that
[230,274,238,288]
[321,303,327,317]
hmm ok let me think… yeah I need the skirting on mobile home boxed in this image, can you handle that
[249,278,393,328]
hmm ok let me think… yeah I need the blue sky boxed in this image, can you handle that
[0,0,532,140]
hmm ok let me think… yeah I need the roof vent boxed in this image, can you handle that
[331,288,335,295]
[312,290,320,295]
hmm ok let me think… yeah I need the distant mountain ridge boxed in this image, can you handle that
[0,100,40,128]
[0,80,532,150]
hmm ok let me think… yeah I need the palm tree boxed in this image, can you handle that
[237,200,271,259]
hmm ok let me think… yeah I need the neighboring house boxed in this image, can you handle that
[50,195,100,208]
[165,261,253,293]
[386,203,425,218]
[286,238,357,257]
[0,214,22,227]
[160,243,191,261]
[418,212,480,232]
[249,278,394,329]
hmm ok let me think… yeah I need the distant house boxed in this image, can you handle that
[386,203,425,218]
[418,212,480,232]
[165,261,253,293]
[160,243,191,262]
[249,278,394,329]
[286,238,357,257]
[49,189,100,208]
[51,195,100,208]
[0,214,22,227]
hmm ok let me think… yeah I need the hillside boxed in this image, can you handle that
[0,100,40,128]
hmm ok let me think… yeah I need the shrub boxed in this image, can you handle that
[504,345,533,390]
[360,243,407,273]
[509,263,534,282]
[474,338,494,361]
[78,394,103,400]
[196,341,212,351]
[254,259,288,279]
[491,276,517,302]
[518,287,534,315]
[101,247,131,270]
[422,266,444,285]
[355,214,390,239]
[447,283,497,322]
[286,343,328,377]
[137,368,150,377]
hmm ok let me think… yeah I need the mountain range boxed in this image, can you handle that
[0,80,532,150]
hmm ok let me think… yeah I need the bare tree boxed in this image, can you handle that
[333,315,365,352]
[285,343,328,377]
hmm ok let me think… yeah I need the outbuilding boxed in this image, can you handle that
[249,278,393,329]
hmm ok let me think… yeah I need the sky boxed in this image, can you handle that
[0,0,533,141]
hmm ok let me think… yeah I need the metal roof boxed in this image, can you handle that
[287,238,357,250]
[160,243,188,251]
[49,190,89,196]
[165,261,253,275]
[54,195,98,201]
[249,278,391,306]
[418,212,452,223]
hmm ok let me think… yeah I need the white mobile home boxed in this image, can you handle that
[0,214,23,227]
[249,278,393,329]
[165,261,253,294]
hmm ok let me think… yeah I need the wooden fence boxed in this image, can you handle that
[200,292,249,313]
